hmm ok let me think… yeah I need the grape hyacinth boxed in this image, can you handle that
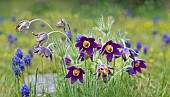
[21,84,30,97]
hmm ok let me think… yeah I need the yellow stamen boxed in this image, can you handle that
[134,63,140,67]
[105,45,113,53]
[83,41,90,48]
[73,69,80,76]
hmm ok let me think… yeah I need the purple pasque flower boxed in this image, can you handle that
[64,55,72,65]
[16,48,23,59]
[75,36,98,56]
[24,54,32,66]
[131,59,146,74]
[56,19,67,28]
[136,42,142,50]
[126,66,136,75]
[21,84,30,97]
[77,51,93,62]
[143,46,148,55]
[33,32,48,46]
[125,40,131,48]
[101,40,122,62]
[97,39,102,50]
[16,20,30,32]
[94,64,114,83]
[34,46,52,60]
[121,48,137,61]
[65,66,86,84]
[76,34,82,43]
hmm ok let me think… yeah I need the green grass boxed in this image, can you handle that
[0,0,170,96]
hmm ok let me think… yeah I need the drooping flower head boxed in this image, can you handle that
[97,39,102,50]
[16,20,30,32]
[16,48,23,59]
[131,59,146,74]
[34,46,52,60]
[24,54,32,66]
[76,34,82,43]
[136,42,142,50]
[64,55,72,66]
[33,32,48,46]
[94,64,114,83]
[65,66,86,84]
[21,84,30,97]
[101,40,122,62]
[121,48,137,61]
[143,46,148,55]
[56,18,67,28]
[75,36,98,56]
[125,40,131,48]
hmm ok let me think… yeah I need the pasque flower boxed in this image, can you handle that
[94,64,114,83]
[16,20,30,32]
[21,84,30,97]
[64,55,72,65]
[65,66,86,84]
[34,46,52,60]
[121,48,137,61]
[131,59,146,74]
[75,36,98,56]
[33,32,48,46]
[101,40,122,62]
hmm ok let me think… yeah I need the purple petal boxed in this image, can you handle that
[67,66,77,70]
[136,68,142,73]
[112,43,122,48]
[78,73,84,83]
[91,42,98,48]
[79,68,86,74]
[65,70,73,78]
[140,63,146,68]
[106,54,113,62]
[88,38,95,42]
[75,42,82,47]
[96,73,100,80]
[102,74,107,83]
[86,48,93,56]
[80,36,87,41]
[112,48,121,55]
[108,70,113,76]
[71,76,79,84]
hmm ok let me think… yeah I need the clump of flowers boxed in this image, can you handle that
[21,84,30,97]
[15,16,147,96]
